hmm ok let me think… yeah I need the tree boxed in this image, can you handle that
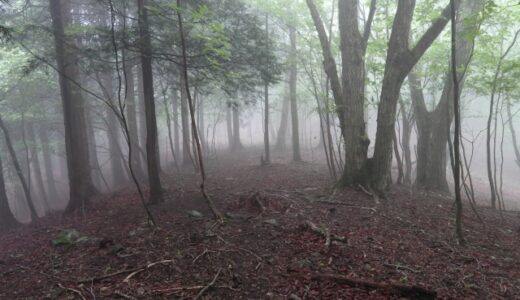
[0,151,18,230]
[411,0,486,193]
[289,26,302,162]
[49,0,98,212]
[137,0,163,203]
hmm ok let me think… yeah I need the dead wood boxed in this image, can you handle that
[78,260,174,284]
[310,272,437,299]
[302,221,346,248]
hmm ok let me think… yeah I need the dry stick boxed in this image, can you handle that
[78,260,174,284]
[108,0,155,225]
[310,273,437,299]
[58,283,86,300]
[123,260,175,283]
[176,0,222,222]
[194,268,222,300]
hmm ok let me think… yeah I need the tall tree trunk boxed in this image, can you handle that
[136,65,148,167]
[137,0,163,203]
[172,89,181,159]
[275,81,290,150]
[124,62,146,181]
[506,100,520,169]
[0,117,38,220]
[0,153,18,230]
[393,130,404,184]
[401,107,413,185]
[50,0,98,212]
[85,109,106,191]
[232,105,243,151]
[370,0,456,193]
[38,124,60,202]
[198,95,206,154]
[226,105,233,150]
[27,122,51,212]
[412,0,484,194]
[180,73,192,165]
[102,72,127,187]
[289,27,302,162]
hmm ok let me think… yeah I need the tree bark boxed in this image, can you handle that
[289,27,302,162]
[27,122,51,212]
[0,117,38,220]
[50,0,98,212]
[38,124,60,202]
[172,89,181,161]
[124,62,146,181]
[226,105,233,150]
[506,100,520,169]
[369,0,456,193]
[232,105,243,151]
[180,73,192,165]
[137,0,163,203]
[0,153,18,230]
[412,0,485,194]
[275,76,290,151]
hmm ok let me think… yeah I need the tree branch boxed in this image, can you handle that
[362,0,377,52]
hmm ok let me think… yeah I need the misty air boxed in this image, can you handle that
[0,0,520,299]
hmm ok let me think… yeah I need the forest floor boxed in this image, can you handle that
[1,149,520,300]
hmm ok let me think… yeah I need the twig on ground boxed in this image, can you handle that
[58,283,86,300]
[194,268,222,300]
[123,260,175,282]
[78,259,174,284]
[153,285,238,294]
[310,272,437,299]
[302,221,347,248]
[192,248,212,264]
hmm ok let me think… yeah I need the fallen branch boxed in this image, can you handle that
[123,260,175,282]
[153,285,238,294]
[302,221,346,248]
[58,283,86,300]
[194,268,222,300]
[310,273,436,299]
[78,259,174,284]
[317,200,377,212]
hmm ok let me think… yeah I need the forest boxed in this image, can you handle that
[0,0,520,299]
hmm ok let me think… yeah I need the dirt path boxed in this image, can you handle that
[1,150,519,299]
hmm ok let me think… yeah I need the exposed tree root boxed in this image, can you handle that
[301,221,346,250]
[310,272,437,300]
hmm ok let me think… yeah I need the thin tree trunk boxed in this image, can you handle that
[226,105,233,150]
[264,82,270,164]
[27,122,51,212]
[124,61,146,180]
[0,117,38,220]
[180,72,192,165]
[289,27,302,162]
[0,153,18,230]
[506,100,520,169]
[137,0,163,203]
[232,105,243,151]
[172,89,181,161]
[38,124,59,201]
[275,76,290,151]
